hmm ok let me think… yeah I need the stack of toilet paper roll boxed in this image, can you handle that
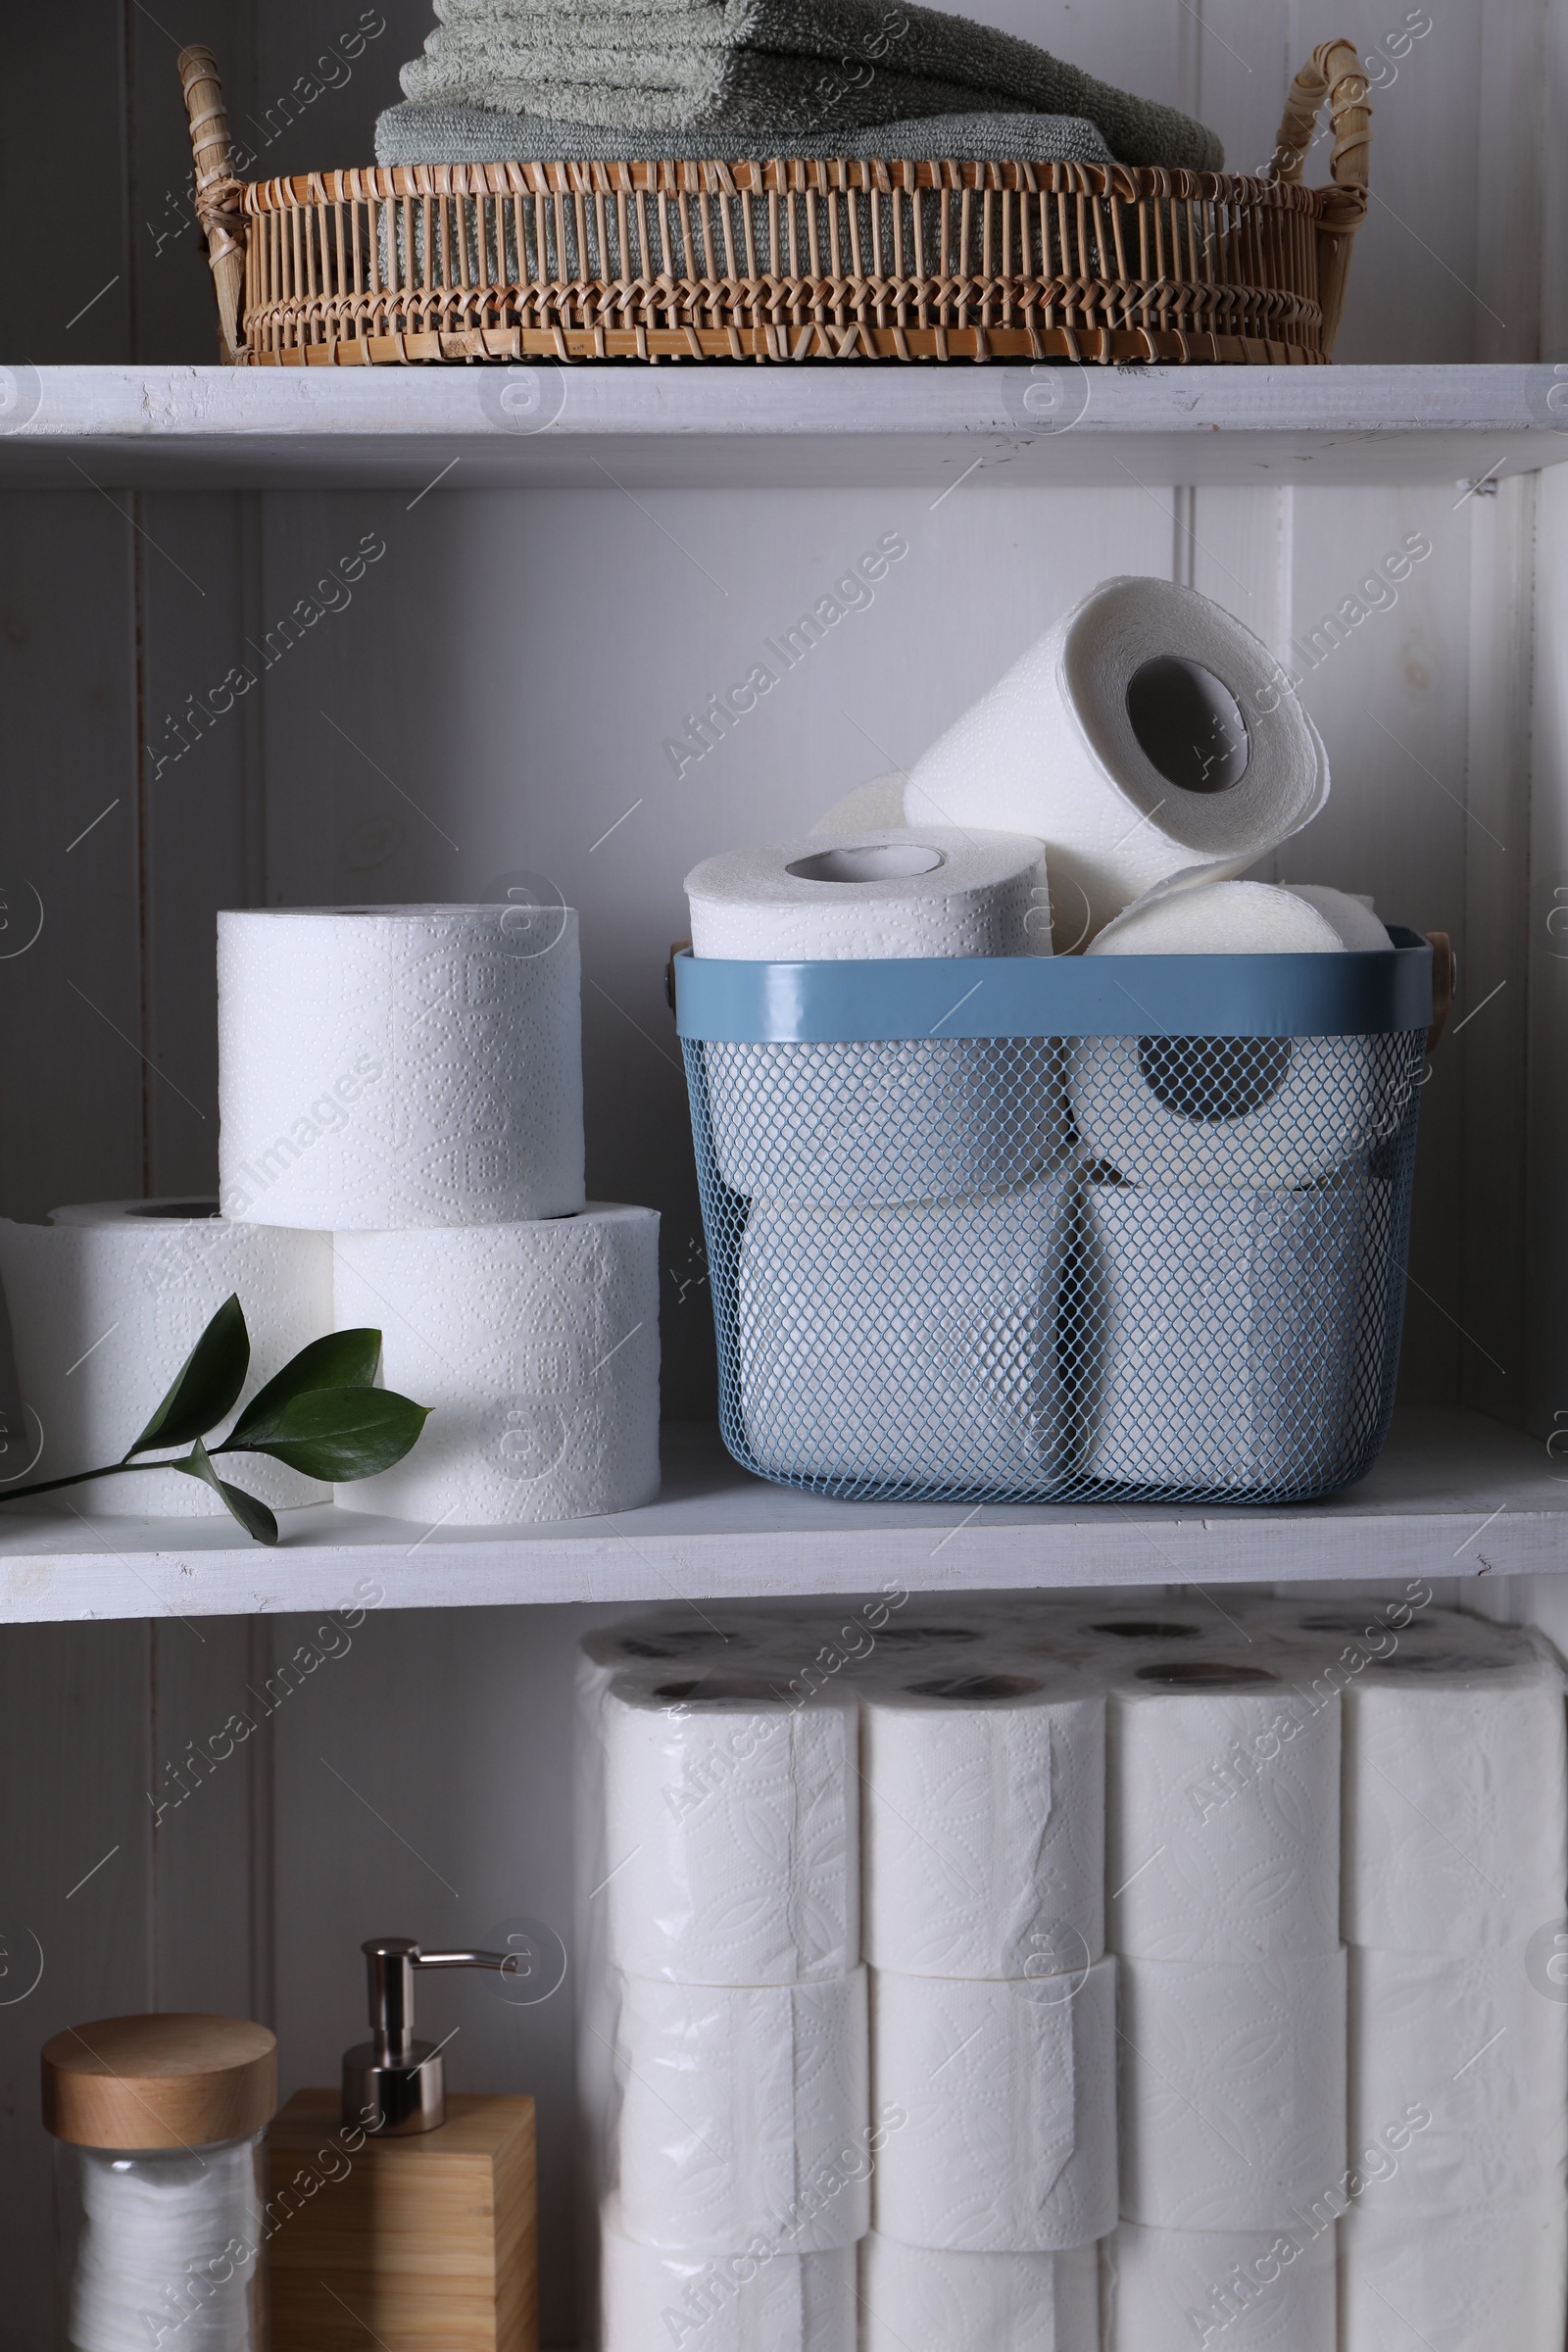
[1103,1647,1345,2352]
[599,1669,866,2352]
[686,829,1076,1494]
[217,905,659,1524]
[859,1666,1115,2350]
[1329,1633,1568,2352]
[0,906,658,1524]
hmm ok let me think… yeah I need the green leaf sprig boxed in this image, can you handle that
[0,1298,430,1545]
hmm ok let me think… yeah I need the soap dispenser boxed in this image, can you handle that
[267,1937,537,2351]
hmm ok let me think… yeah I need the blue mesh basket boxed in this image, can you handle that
[676,935,1432,1507]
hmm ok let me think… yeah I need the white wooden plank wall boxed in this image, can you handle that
[0,0,1564,2343]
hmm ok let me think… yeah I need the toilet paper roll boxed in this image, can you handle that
[332,1207,659,1524]
[0,1204,333,1515]
[690,828,1056,1205]
[1117,1952,1348,2230]
[862,1673,1103,1977]
[810,775,909,836]
[1348,1946,1568,2212]
[859,2235,1099,2352]
[1106,1663,1340,1961]
[1341,1652,1568,1952]
[1103,2220,1336,2352]
[580,1616,779,1672]
[1079,1176,1380,1492]
[1340,2198,1568,2352]
[1087,878,1387,956]
[685,830,1048,960]
[904,577,1329,940]
[737,1176,1074,1494]
[614,1972,869,2254]
[872,1961,1117,2252]
[218,905,585,1228]
[602,2219,857,2352]
[604,1672,858,1983]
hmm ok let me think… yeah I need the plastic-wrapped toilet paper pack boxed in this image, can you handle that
[1340,2197,1568,2352]
[858,2235,1099,2352]
[904,577,1329,940]
[1348,1945,1568,2211]
[738,1175,1075,1493]
[1103,2219,1336,2352]
[332,1207,659,1524]
[612,1971,869,2254]
[602,2219,857,2352]
[1117,1951,1348,2230]
[0,1204,332,1515]
[1340,1651,1568,1952]
[688,829,1057,1206]
[871,1961,1117,2252]
[580,1613,784,1674]
[218,905,585,1228]
[1105,1663,1340,1962]
[1078,1176,1379,1492]
[862,1672,1103,1977]
[603,1673,858,1983]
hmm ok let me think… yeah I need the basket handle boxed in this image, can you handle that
[1268,38,1370,359]
[177,46,244,365]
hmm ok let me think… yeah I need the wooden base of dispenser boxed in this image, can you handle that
[266,2089,537,2351]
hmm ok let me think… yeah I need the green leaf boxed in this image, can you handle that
[125,1296,251,1458]
[226,1328,384,1448]
[172,1440,279,1545]
[220,1387,430,1484]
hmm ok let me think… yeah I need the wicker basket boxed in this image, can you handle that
[178,43,1368,368]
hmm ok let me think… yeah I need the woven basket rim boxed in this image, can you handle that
[242,155,1343,218]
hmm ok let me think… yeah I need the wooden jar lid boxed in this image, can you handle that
[42,2013,277,2149]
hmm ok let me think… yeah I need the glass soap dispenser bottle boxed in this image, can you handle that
[42,2011,277,2352]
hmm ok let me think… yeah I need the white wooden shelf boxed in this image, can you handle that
[0,1408,1556,1624]
[1,365,1564,490]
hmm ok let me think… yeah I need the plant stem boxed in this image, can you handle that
[0,1458,170,1504]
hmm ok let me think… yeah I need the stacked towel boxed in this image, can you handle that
[375,102,1112,167]
[384,0,1222,166]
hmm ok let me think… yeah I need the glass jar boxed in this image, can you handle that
[42,2013,276,2352]
[54,2133,267,2352]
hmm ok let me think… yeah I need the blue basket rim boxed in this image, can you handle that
[674,928,1433,1041]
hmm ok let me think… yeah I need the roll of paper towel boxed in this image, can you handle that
[1079,1175,1379,1492]
[218,905,585,1228]
[1348,1945,1568,2211]
[810,775,909,836]
[688,829,1055,1206]
[0,1203,332,1514]
[602,2219,857,2352]
[1341,1652,1568,1952]
[685,830,1048,960]
[1103,2219,1336,2352]
[1117,1952,1348,2230]
[613,1971,869,2253]
[1341,2198,1568,2352]
[858,2235,1099,2352]
[903,578,1329,940]
[332,1207,659,1524]
[737,1176,1074,1493]
[871,1960,1117,2251]
[862,1672,1103,1977]
[1105,1662,1340,1961]
[603,1672,858,1982]
[1088,878,1389,956]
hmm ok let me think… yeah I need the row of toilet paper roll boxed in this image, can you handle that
[0,1200,660,1523]
[579,1597,1568,2351]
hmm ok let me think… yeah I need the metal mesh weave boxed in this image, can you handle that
[682,1027,1424,1505]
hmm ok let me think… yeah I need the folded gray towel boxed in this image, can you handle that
[374,98,1114,167]
[397,0,1223,170]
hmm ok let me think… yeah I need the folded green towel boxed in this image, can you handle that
[375,98,1114,166]
[398,0,1223,170]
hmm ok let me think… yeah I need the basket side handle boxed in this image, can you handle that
[1269,38,1370,359]
[177,46,245,364]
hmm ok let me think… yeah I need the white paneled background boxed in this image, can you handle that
[0,0,1565,2341]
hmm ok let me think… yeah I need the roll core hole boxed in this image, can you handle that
[1092,1621,1200,1641]
[786,844,946,884]
[125,1200,220,1219]
[1126,657,1250,794]
[908,1673,1041,1701]
[655,1678,788,1703]
[1135,1661,1279,1690]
